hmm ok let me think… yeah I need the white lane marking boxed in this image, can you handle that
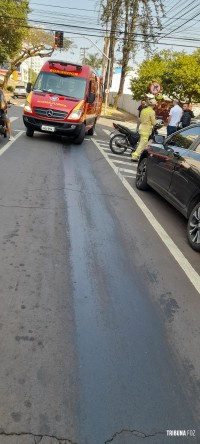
[97,145,132,158]
[95,140,109,145]
[103,129,111,135]
[14,130,25,132]
[10,117,18,122]
[92,137,200,295]
[118,167,135,173]
[124,174,136,178]
[94,131,97,136]
[111,159,133,166]
[107,153,131,159]
[0,131,24,157]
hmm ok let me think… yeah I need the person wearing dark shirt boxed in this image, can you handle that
[180,103,194,128]
[136,100,146,131]
[0,89,13,140]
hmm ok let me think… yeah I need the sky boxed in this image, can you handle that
[28,0,200,67]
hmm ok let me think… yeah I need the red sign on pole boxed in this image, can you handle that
[150,82,162,95]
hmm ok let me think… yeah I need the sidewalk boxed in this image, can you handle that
[99,106,137,130]
[98,105,167,135]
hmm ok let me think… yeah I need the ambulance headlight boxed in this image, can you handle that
[24,102,32,113]
[68,110,83,120]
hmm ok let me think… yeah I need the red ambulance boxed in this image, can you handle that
[23,60,103,144]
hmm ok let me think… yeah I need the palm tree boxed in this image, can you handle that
[84,53,103,70]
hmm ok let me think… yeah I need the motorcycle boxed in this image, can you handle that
[109,119,164,155]
[0,115,7,138]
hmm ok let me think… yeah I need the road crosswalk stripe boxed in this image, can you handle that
[95,140,109,145]
[123,174,136,178]
[107,152,130,158]
[110,159,133,166]
[103,129,111,135]
[118,167,135,173]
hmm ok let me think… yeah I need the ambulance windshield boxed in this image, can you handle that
[34,72,87,100]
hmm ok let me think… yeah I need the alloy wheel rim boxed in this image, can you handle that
[137,161,146,185]
[189,205,200,245]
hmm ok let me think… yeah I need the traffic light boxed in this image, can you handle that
[54,31,64,48]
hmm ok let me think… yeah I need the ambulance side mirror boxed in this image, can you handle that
[26,82,32,93]
[87,92,95,104]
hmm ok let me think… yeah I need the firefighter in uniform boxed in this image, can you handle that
[131,98,157,162]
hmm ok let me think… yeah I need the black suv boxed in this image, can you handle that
[136,124,200,251]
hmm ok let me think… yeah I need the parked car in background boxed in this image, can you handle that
[13,85,27,98]
[136,124,200,251]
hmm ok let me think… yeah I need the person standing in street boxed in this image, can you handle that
[131,99,157,162]
[0,89,13,140]
[180,103,194,128]
[167,99,182,136]
[136,99,146,131]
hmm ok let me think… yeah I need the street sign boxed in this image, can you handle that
[150,82,162,95]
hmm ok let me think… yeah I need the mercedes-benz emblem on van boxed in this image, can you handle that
[50,96,59,101]
[46,109,54,117]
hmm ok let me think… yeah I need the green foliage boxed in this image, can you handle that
[0,0,29,63]
[7,86,14,92]
[84,53,102,70]
[130,49,200,102]
[28,68,37,84]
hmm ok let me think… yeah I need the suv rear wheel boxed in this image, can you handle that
[136,158,149,190]
[187,202,200,251]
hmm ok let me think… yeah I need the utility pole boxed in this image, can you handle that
[80,47,88,64]
[73,36,111,116]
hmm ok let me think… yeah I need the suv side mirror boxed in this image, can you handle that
[26,82,32,93]
[87,92,95,104]
[154,134,165,144]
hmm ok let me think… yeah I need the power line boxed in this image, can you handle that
[1,14,200,42]
[159,8,200,40]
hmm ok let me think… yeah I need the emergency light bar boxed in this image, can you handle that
[48,61,82,71]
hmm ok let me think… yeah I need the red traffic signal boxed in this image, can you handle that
[54,31,64,48]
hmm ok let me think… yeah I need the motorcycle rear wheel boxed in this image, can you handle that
[109,134,128,154]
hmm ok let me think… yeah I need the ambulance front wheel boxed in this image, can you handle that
[26,127,34,137]
[73,125,85,145]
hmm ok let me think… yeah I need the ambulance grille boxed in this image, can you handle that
[33,107,68,119]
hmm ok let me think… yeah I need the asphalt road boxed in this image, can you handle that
[0,104,200,444]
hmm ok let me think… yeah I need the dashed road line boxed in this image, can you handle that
[92,136,200,295]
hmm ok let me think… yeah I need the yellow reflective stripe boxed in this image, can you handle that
[72,100,84,111]
[26,91,32,104]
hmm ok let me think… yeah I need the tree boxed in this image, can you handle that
[84,53,102,70]
[130,50,200,103]
[2,27,73,89]
[28,67,37,84]
[0,0,29,64]
[100,0,164,108]
[100,0,122,96]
